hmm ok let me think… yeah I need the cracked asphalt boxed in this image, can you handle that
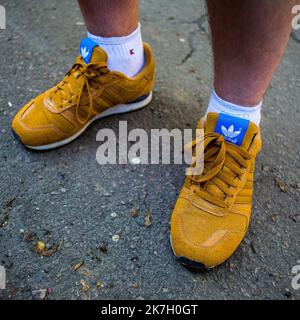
[0,0,300,300]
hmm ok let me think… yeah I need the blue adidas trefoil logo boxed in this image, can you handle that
[81,46,90,59]
[221,124,241,139]
[79,38,98,64]
[215,113,249,146]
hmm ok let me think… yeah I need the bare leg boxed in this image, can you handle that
[78,0,139,37]
[207,0,297,106]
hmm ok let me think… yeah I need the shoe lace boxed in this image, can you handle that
[50,56,109,124]
[187,132,252,208]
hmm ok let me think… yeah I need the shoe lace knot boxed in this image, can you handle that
[51,56,109,124]
[187,132,252,208]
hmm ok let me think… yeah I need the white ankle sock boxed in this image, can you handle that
[87,23,145,78]
[206,90,262,126]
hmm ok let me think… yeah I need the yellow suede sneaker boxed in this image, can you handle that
[170,112,262,270]
[12,38,155,150]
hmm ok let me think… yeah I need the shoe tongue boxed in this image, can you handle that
[79,37,108,64]
[205,112,258,150]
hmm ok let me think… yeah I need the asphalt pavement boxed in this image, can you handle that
[0,0,299,299]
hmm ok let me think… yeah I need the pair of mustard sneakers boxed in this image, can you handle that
[11,39,261,270]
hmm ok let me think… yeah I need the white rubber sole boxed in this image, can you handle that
[25,92,153,151]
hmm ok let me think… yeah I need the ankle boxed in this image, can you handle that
[206,90,262,126]
[87,23,145,78]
